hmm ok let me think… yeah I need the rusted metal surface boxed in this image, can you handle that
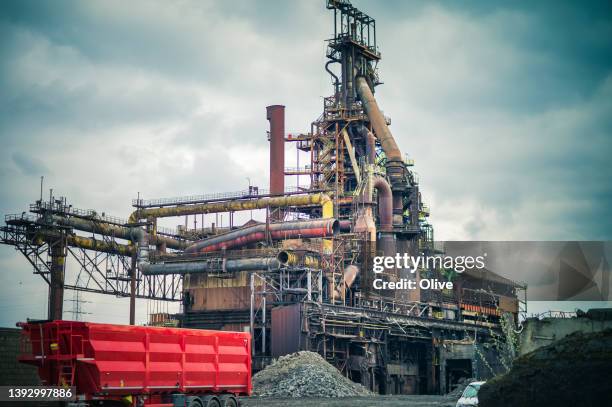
[277,250,321,268]
[129,193,332,222]
[366,130,376,164]
[51,215,187,250]
[185,218,339,254]
[267,105,286,197]
[355,76,402,163]
[141,257,282,275]
[189,287,256,311]
[372,176,393,232]
[49,238,66,320]
[271,304,302,357]
[338,219,352,232]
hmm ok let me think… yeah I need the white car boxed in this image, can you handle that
[456,381,485,407]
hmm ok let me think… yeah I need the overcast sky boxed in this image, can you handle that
[1,0,611,326]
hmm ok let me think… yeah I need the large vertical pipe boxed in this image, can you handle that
[372,176,392,232]
[249,273,255,356]
[366,131,376,165]
[267,105,285,196]
[372,176,396,298]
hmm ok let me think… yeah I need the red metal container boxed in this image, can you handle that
[18,320,251,405]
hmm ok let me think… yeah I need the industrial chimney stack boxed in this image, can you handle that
[267,105,285,196]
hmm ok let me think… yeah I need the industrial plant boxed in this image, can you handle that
[1,0,525,396]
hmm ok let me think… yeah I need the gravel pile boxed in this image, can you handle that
[252,351,373,398]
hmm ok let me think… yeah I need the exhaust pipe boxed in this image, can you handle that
[277,250,321,268]
[185,218,339,254]
[372,176,393,232]
[141,257,282,275]
[356,76,402,163]
[50,215,187,250]
[356,76,406,188]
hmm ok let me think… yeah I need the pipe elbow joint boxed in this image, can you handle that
[320,194,334,218]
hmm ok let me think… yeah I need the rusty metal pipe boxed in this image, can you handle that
[128,193,333,223]
[50,215,186,250]
[141,257,282,275]
[67,235,134,256]
[277,250,321,268]
[35,232,134,256]
[185,218,339,254]
[338,220,351,232]
[372,176,393,232]
[366,130,376,164]
[356,76,402,163]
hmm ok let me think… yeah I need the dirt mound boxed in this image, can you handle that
[252,351,373,398]
[479,329,612,407]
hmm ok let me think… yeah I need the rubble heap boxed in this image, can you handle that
[479,329,612,407]
[252,351,373,398]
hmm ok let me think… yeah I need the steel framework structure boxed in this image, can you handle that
[1,209,182,321]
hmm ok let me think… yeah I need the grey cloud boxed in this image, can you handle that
[0,0,611,326]
[11,151,48,176]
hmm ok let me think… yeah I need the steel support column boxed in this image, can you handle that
[48,237,66,320]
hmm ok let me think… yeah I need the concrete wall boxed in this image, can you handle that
[0,328,63,407]
[439,341,507,394]
[519,316,612,355]
[0,328,39,386]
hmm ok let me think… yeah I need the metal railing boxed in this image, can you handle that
[132,186,325,208]
[30,201,128,226]
[284,166,312,175]
[5,213,38,223]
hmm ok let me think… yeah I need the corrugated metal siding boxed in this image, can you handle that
[271,304,302,357]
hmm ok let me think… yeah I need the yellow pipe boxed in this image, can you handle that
[130,193,334,222]
[319,195,334,254]
[278,251,321,268]
[68,235,134,256]
[36,233,134,256]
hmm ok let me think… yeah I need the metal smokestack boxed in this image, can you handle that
[267,105,285,196]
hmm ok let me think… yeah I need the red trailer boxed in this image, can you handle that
[18,320,251,407]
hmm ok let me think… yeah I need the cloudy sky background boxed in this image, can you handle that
[1,0,611,326]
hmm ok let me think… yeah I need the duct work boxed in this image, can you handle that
[330,264,361,301]
[185,218,339,254]
[143,249,321,275]
[141,257,283,275]
[34,232,134,256]
[277,250,321,268]
[355,76,406,189]
[338,220,352,232]
[49,215,186,250]
[366,130,376,165]
[128,193,334,264]
[354,174,393,243]
[142,250,321,276]
[372,176,393,232]
[128,193,333,223]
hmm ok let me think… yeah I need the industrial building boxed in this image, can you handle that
[1,0,525,395]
